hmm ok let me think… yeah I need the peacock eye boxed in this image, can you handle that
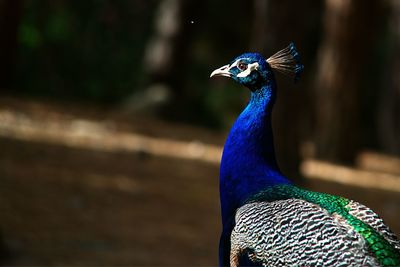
[237,62,248,71]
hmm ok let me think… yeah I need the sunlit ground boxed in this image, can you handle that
[0,96,399,265]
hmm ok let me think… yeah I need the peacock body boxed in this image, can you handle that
[210,43,400,267]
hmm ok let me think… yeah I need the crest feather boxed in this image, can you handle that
[266,42,304,82]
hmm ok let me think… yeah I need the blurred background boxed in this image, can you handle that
[0,0,399,265]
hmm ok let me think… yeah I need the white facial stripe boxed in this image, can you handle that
[229,59,242,70]
[237,62,259,78]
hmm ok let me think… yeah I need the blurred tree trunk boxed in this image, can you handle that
[314,0,384,163]
[250,0,322,179]
[378,0,400,155]
[144,0,184,89]
[250,0,268,52]
[128,0,198,118]
[0,0,22,89]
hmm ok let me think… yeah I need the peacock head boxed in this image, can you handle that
[210,42,304,91]
[210,53,272,90]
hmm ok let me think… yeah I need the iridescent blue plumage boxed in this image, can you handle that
[212,50,296,266]
[210,43,400,266]
[219,55,290,225]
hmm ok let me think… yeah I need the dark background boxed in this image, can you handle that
[0,0,399,265]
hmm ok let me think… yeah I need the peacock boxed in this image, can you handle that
[210,43,400,267]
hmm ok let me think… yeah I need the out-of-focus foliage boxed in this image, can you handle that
[3,0,399,154]
[13,1,256,127]
[16,0,158,102]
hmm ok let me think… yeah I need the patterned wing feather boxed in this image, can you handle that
[230,199,379,267]
[347,200,400,251]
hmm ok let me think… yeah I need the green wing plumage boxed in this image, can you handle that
[249,185,400,266]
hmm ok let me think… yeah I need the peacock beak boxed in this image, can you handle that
[210,64,231,78]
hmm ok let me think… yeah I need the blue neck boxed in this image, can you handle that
[219,81,291,226]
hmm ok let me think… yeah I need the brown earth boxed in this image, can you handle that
[0,96,398,266]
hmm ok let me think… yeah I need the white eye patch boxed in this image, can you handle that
[236,62,259,78]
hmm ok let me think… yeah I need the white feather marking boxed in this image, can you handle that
[237,62,259,78]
